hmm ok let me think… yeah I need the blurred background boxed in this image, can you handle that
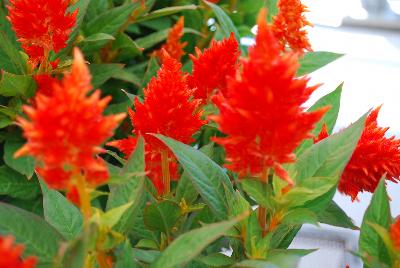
[289,0,400,267]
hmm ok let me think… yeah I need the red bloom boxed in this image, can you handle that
[339,107,400,200]
[15,48,125,197]
[153,17,187,61]
[0,236,37,268]
[188,33,240,101]
[7,0,77,67]
[391,217,400,250]
[108,55,204,194]
[33,74,58,97]
[210,9,326,184]
[272,0,312,53]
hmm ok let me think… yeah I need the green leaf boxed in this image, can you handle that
[39,179,83,240]
[152,134,235,220]
[135,27,201,50]
[82,33,115,42]
[112,32,143,61]
[359,179,392,266]
[297,52,344,76]
[270,224,301,249]
[281,209,318,226]
[196,253,235,267]
[176,143,214,205]
[89,64,124,88]
[137,5,197,22]
[115,240,140,268]
[283,112,367,210]
[297,83,343,154]
[241,179,269,207]
[151,217,241,268]
[85,4,135,36]
[139,57,160,93]
[203,0,240,40]
[318,200,357,229]
[143,201,181,235]
[0,202,64,266]
[107,136,145,234]
[0,31,26,74]
[101,202,133,228]
[0,72,35,97]
[4,137,35,178]
[0,165,40,200]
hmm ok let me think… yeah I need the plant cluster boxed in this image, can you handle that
[0,0,399,267]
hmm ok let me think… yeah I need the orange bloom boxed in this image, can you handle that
[0,235,37,268]
[108,55,204,194]
[313,123,329,143]
[272,0,312,53]
[314,107,400,200]
[211,9,326,184]
[391,217,400,250]
[33,74,58,97]
[7,0,77,67]
[188,33,240,101]
[15,48,125,197]
[153,17,187,61]
[341,107,400,200]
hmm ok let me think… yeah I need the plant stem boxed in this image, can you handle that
[258,167,270,236]
[75,172,92,222]
[161,150,171,195]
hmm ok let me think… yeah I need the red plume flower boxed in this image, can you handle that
[313,123,329,144]
[341,107,400,200]
[7,0,77,67]
[210,9,327,184]
[391,217,400,250]
[272,0,312,53]
[33,74,58,97]
[0,235,37,268]
[15,48,125,198]
[314,107,400,200]
[108,55,204,194]
[153,17,187,61]
[188,33,240,101]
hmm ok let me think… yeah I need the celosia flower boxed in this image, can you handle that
[108,54,204,194]
[15,48,125,198]
[7,0,77,67]
[391,217,400,250]
[0,235,37,268]
[33,74,58,97]
[316,107,400,201]
[188,33,240,101]
[153,17,187,61]
[210,9,327,184]
[313,123,328,143]
[272,0,312,53]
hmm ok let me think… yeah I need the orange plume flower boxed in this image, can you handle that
[153,17,187,61]
[188,33,240,101]
[0,235,37,268]
[391,217,400,250]
[272,0,312,53]
[7,0,77,67]
[15,48,125,198]
[210,9,327,184]
[314,107,400,200]
[108,54,204,194]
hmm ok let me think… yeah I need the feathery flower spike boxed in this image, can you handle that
[211,9,327,185]
[15,48,125,201]
[188,33,240,101]
[108,53,204,194]
[315,107,400,200]
[153,17,187,61]
[272,0,312,53]
[7,0,77,68]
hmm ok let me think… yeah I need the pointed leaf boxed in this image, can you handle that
[40,179,83,240]
[318,200,357,229]
[297,51,344,76]
[4,137,35,178]
[0,165,40,200]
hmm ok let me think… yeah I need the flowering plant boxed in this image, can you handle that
[0,0,399,267]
